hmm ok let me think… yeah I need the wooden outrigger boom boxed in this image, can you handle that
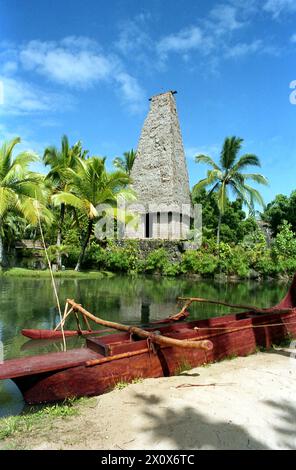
[66,299,213,351]
[177,297,293,315]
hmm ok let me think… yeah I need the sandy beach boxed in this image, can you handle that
[1,351,295,450]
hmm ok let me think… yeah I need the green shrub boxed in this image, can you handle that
[145,248,169,273]
[181,250,218,276]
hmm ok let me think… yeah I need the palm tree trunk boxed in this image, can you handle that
[0,220,6,269]
[75,220,93,271]
[216,210,222,247]
[56,203,65,270]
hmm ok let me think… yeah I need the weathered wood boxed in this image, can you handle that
[22,328,115,339]
[66,299,213,351]
[177,296,293,315]
[53,306,74,331]
[0,348,99,380]
[13,350,164,404]
[86,348,150,367]
[152,304,190,323]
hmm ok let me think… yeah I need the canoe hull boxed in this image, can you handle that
[13,350,164,404]
[22,329,95,339]
[7,309,296,404]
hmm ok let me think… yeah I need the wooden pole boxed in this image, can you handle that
[86,348,149,367]
[67,299,212,351]
[177,297,293,315]
[35,197,66,351]
[54,306,74,331]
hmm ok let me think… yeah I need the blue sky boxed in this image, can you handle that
[1,0,296,205]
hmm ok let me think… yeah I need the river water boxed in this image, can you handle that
[0,274,290,417]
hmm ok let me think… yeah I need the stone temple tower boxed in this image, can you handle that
[126,91,191,240]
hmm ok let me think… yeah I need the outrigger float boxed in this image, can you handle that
[1,275,296,404]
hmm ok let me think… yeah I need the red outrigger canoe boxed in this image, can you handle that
[1,276,296,404]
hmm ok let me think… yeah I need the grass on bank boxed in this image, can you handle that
[113,377,144,390]
[0,397,93,441]
[0,267,115,279]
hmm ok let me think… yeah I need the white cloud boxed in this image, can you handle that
[116,13,152,56]
[0,76,71,115]
[20,39,113,88]
[0,36,146,114]
[154,2,282,69]
[157,26,205,60]
[209,4,244,33]
[116,72,146,113]
[264,0,296,18]
[224,40,263,58]
[225,40,280,58]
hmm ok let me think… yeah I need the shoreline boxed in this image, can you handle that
[0,267,292,283]
[1,352,295,450]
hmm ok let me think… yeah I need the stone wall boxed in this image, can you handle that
[112,239,186,263]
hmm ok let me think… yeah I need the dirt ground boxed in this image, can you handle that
[2,351,296,450]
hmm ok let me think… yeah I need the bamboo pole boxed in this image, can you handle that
[177,297,293,315]
[86,348,149,367]
[67,299,212,351]
[54,306,74,331]
[35,198,66,351]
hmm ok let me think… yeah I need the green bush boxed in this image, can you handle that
[103,242,141,273]
[37,222,296,279]
[145,248,169,273]
[181,250,218,276]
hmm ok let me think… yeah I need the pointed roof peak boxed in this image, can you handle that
[149,90,177,101]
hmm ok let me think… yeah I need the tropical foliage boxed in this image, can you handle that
[0,138,51,268]
[113,149,137,176]
[51,156,132,270]
[193,136,268,245]
[43,135,85,268]
[1,134,296,279]
[262,190,296,236]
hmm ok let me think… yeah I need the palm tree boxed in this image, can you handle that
[52,156,132,271]
[193,137,268,246]
[43,135,86,269]
[113,149,137,176]
[0,137,52,268]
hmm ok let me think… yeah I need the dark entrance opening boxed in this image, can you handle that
[145,213,153,238]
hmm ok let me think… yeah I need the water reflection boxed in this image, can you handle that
[0,275,290,360]
[0,380,24,418]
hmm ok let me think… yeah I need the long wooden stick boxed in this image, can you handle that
[67,299,212,351]
[54,306,74,331]
[177,297,293,315]
[86,348,149,367]
[35,198,66,351]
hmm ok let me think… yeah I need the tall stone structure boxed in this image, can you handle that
[126,91,191,240]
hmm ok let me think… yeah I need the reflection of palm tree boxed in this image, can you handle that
[193,137,268,246]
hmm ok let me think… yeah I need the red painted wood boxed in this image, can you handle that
[21,329,109,339]
[0,348,99,380]
[14,351,164,404]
